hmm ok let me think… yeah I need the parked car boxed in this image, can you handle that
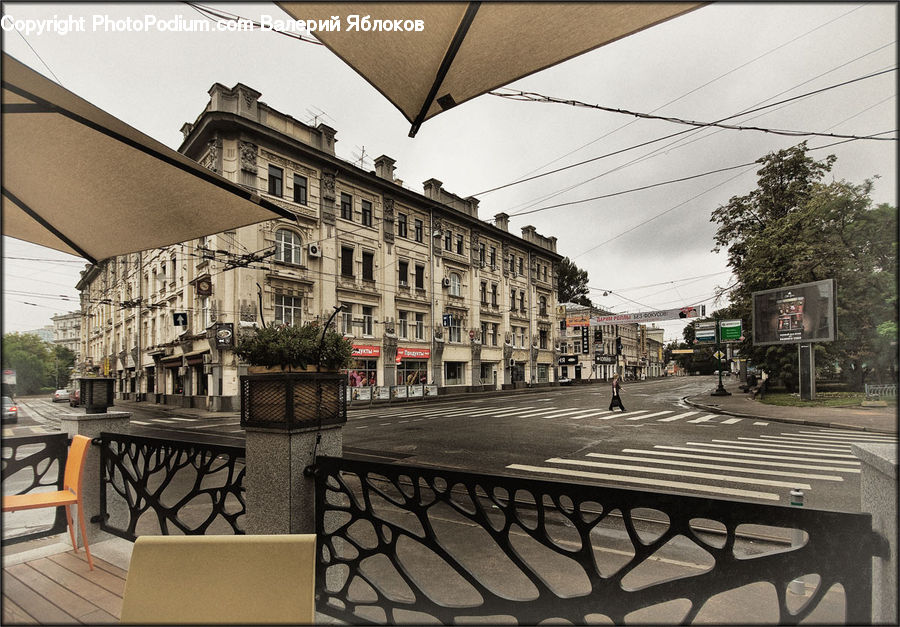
[69,388,81,407]
[2,396,18,424]
[52,388,68,402]
[558,377,574,386]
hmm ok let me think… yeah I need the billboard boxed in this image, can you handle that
[752,279,836,346]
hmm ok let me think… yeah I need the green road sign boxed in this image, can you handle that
[720,319,742,342]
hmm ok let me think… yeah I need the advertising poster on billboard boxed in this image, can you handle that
[752,279,836,346]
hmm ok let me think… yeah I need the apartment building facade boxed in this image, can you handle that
[51,311,82,361]
[76,83,563,410]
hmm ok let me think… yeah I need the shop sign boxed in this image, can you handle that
[214,323,234,349]
[352,344,381,357]
[558,355,578,365]
[594,355,616,364]
[397,347,430,360]
[566,315,590,327]
[719,319,743,342]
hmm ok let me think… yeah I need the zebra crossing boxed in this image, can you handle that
[350,402,767,429]
[506,428,896,503]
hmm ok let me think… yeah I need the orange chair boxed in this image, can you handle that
[3,434,93,570]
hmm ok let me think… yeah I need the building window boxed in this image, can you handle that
[398,213,408,238]
[414,219,423,243]
[415,264,425,289]
[574,340,582,353]
[293,174,307,205]
[362,251,374,281]
[445,362,465,385]
[539,329,548,349]
[414,312,425,340]
[347,359,377,387]
[518,327,526,348]
[444,230,452,252]
[518,257,524,275]
[481,321,488,343]
[480,281,487,305]
[448,315,461,343]
[510,288,516,311]
[199,296,210,329]
[489,246,496,267]
[539,296,547,316]
[340,310,353,335]
[362,306,374,336]
[340,193,353,220]
[398,260,409,286]
[341,246,354,277]
[455,234,464,255]
[361,200,373,226]
[509,253,515,273]
[275,229,303,265]
[449,273,461,297]
[398,310,409,339]
[479,242,486,263]
[490,323,498,346]
[537,364,549,383]
[268,165,283,197]
[275,294,303,326]
[519,292,526,312]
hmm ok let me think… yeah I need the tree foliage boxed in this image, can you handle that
[710,143,897,390]
[557,257,593,307]
[1,333,71,395]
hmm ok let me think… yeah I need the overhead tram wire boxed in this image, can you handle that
[474,66,896,201]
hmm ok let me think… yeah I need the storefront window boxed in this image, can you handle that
[537,364,549,382]
[398,360,428,385]
[445,362,465,385]
[346,359,377,387]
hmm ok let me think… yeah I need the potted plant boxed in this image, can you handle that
[236,322,353,429]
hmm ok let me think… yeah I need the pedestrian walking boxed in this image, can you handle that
[608,374,626,411]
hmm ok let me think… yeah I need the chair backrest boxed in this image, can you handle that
[63,435,91,496]
[120,534,317,624]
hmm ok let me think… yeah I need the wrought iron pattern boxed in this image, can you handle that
[315,456,882,625]
[1,433,69,545]
[99,433,245,540]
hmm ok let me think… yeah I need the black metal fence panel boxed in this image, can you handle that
[1,433,68,546]
[314,456,883,625]
[99,432,246,541]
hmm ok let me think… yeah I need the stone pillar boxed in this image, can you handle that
[852,442,897,624]
[59,411,131,547]
[244,424,343,534]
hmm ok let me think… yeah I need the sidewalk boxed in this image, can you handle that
[685,381,897,434]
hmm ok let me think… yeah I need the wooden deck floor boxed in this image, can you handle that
[2,550,125,624]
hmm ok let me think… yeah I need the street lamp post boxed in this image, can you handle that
[711,318,731,396]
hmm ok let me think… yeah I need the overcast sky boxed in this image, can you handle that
[2,2,896,343]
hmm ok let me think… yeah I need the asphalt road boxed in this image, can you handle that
[7,376,893,512]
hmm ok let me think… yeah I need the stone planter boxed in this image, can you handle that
[240,370,347,430]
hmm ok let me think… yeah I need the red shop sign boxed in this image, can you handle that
[352,344,381,357]
[397,347,430,360]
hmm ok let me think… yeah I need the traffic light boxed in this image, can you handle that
[593,328,602,343]
[615,337,622,355]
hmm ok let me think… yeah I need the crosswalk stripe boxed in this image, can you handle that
[812,428,895,438]
[532,408,610,419]
[658,411,698,422]
[736,437,849,452]
[759,435,856,446]
[131,420,151,425]
[624,448,861,473]
[657,445,860,465]
[506,464,780,501]
[695,441,858,459]
[585,453,844,481]
[515,407,594,418]
[598,410,648,420]
[548,457,811,489]
[753,422,769,426]
[571,410,615,420]
[626,411,673,421]
[796,431,895,442]
[687,415,714,423]
[153,419,176,424]
[169,417,197,422]
[720,418,742,425]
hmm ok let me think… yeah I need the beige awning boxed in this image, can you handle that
[2,53,293,264]
[279,2,703,136]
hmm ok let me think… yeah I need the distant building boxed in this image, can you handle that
[22,325,54,343]
[51,311,82,361]
[558,303,643,381]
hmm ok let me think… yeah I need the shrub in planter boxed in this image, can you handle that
[234,323,353,372]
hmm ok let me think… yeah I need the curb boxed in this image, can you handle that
[682,396,896,435]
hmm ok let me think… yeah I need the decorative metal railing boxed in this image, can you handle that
[864,383,897,399]
[314,456,885,625]
[1,433,68,545]
[99,432,245,541]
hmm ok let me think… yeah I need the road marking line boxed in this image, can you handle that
[585,453,843,481]
[535,408,609,419]
[153,419,176,424]
[720,418,743,425]
[169,417,197,422]
[131,420,151,425]
[569,410,617,419]
[413,418,424,422]
[624,448,861,473]
[657,445,860,464]
[753,422,769,426]
[797,431,895,442]
[658,412,698,422]
[736,437,849,451]
[687,415,714,423]
[548,457,811,489]
[506,464,780,501]
[626,411,672,421]
[356,425,368,429]
[694,442,858,459]
[381,423,391,426]
[598,410,648,420]
[812,428,895,438]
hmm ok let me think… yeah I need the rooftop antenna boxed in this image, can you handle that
[352,145,371,169]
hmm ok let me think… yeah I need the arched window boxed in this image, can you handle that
[275,229,303,265]
[449,272,461,297]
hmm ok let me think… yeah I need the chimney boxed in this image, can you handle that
[316,123,337,155]
[465,196,480,218]
[374,155,396,181]
[423,178,443,201]
[494,212,509,232]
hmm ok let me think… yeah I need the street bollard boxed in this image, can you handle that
[789,488,805,595]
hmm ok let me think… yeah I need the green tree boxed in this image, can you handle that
[557,257,592,307]
[711,143,897,390]
[51,345,76,389]
[1,333,54,395]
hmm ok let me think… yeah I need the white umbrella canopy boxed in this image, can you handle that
[279,2,703,136]
[1,52,293,265]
